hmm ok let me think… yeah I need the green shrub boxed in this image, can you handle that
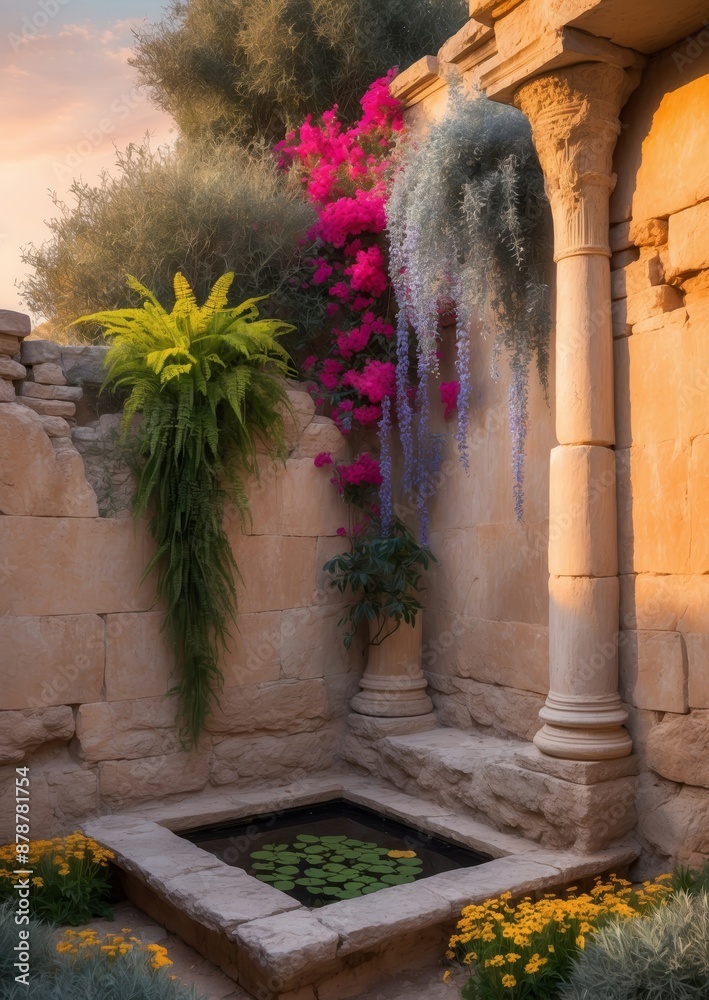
[20,141,317,341]
[560,891,709,1000]
[75,273,294,742]
[0,906,199,999]
[131,0,467,145]
[0,834,114,927]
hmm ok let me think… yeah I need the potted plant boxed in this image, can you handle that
[319,453,436,717]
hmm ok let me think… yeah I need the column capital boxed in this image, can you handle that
[514,63,638,261]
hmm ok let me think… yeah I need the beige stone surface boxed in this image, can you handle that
[0,333,21,356]
[104,611,175,701]
[21,339,59,364]
[0,403,97,517]
[669,199,709,276]
[18,395,76,418]
[229,534,318,613]
[206,679,328,735]
[291,416,347,460]
[32,361,66,384]
[38,414,71,437]
[246,458,345,537]
[626,284,684,326]
[282,389,315,452]
[235,910,338,985]
[629,218,669,248]
[646,710,709,788]
[686,632,709,709]
[220,611,282,687]
[0,614,104,709]
[616,443,691,575]
[639,778,709,869]
[75,697,182,762]
[280,604,356,680]
[548,445,617,577]
[0,706,75,763]
[0,380,15,402]
[426,673,545,742]
[0,356,25,380]
[20,381,82,401]
[211,729,338,785]
[619,629,688,714]
[99,751,210,807]
[0,515,156,615]
[0,754,99,840]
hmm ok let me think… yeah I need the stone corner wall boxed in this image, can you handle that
[608,35,709,871]
[0,332,363,841]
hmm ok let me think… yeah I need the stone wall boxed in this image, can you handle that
[0,337,362,840]
[609,38,709,870]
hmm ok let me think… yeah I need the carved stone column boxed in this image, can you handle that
[515,64,636,760]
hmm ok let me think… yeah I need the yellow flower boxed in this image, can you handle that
[501,974,517,988]
[31,877,44,888]
[442,970,451,984]
[484,955,505,968]
[387,850,417,859]
[576,935,585,950]
[505,953,521,962]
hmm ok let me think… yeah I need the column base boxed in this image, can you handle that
[350,674,433,718]
[534,722,633,761]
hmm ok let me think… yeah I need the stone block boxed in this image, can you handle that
[0,380,15,402]
[632,307,687,336]
[211,729,338,785]
[290,416,347,460]
[456,618,549,695]
[218,610,281,687]
[280,604,357,680]
[0,516,156,615]
[99,751,210,807]
[0,706,75,764]
[235,911,338,987]
[626,284,683,326]
[616,443,691,575]
[622,574,709,634]
[18,396,76,418]
[668,199,709,276]
[623,250,666,297]
[281,389,315,453]
[38,415,71,437]
[206,679,328,735]
[0,403,96,516]
[60,344,108,385]
[104,612,174,701]
[229,535,318,613]
[548,445,617,577]
[0,311,31,337]
[686,633,709,708]
[609,221,632,253]
[646,710,709,788]
[0,333,21,357]
[610,248,639,271]
[32,361,67,385]
[619,630,688,713]
[513,744,638,786]
[0,356,25,380]
[21,340,59,364]
[629,218,668,248]
[246,458,345,537]
[20,382,82,401]
[0,614,104,709]
[0,753,98,840]
[611,298,630,338]
[323,883,450,956]
[76,697,181,762]
[427,674,545,742]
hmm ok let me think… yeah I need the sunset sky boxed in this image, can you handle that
[0,0,174,317]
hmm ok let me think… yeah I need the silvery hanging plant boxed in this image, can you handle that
[386,79,550,523]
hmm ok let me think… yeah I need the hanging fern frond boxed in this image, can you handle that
[73,271,294,744]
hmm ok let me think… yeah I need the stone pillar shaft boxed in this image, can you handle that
[515,63,636,760]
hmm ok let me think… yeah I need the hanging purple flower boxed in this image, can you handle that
[378,394,393,536]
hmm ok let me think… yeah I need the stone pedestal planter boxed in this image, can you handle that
[351,618,433,718]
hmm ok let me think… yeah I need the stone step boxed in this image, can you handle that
[344,721,639,853]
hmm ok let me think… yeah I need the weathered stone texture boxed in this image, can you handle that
[0,356,26,380]
[211,730,338,785]
[0,615,104,710]
[75,698,182,762]
[0,707,75,763]
[669,199,709,276]
[32,361,67,385]
[427,673,545,741]
[206,679,329,736]
[99,752,210,807]
[104,612,174,701]
[20,339,59,364]
[619,630,688,714]
[646,711,709,789]
[0,404,97,517]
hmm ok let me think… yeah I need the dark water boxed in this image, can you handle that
[182,799,491,907]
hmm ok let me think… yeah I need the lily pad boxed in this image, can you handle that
[362,882,390,893]
[381,873,416,885]
[273,880,296,891]
[251,850,276,860]
[252,862,275,871]
[296,834,319,843]
[275,866,300,876]
[397,858,423,867]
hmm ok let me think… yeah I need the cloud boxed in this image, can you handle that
[0,16,173,315]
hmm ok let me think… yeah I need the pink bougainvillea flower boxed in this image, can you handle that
[344,359,395,403]
[338,453,383,487]
[439,380,460,420]
[314,452,333,467]
[303,355,318,372]
[353,404,382,425]
[336,526,348,536]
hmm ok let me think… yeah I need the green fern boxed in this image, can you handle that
[73,272,294,744]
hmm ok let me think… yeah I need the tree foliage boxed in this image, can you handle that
[20,141,318,340]
[74,273,294,743]
[131,0,467,145]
